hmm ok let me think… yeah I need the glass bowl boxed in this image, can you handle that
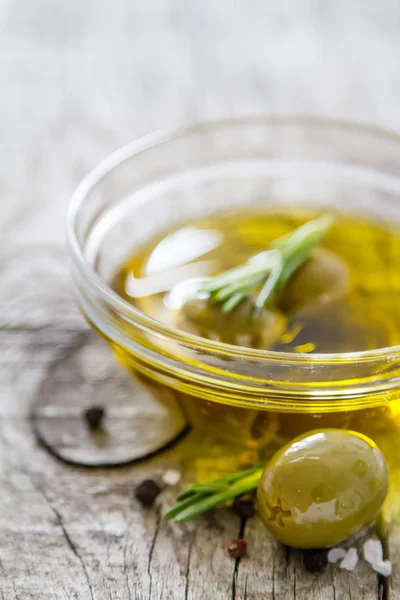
[67,116,400,459]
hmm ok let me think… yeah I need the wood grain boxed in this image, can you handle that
[1,0,400,598]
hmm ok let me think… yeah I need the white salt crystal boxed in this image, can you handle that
[364,539,383,565]
[162,469,182,486]
[372,560,392,577]
[340,548,359,571]
[328,547,347,564]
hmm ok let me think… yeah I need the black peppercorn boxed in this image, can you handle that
[232,495,255,519]
[84,406,105,430]
[303,549,328,573]
[135,479,162,508]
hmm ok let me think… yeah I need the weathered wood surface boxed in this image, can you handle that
[1,0,400,598]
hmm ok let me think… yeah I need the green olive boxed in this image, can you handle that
[177,295,285,349]
[257,429,388,549]
[278,248,350,314]
[274,298,394,353]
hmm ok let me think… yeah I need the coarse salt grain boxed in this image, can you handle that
[340,548,359,571]
[328,547,347,564]
[363,539,383,565]
[372,560,392,577]
[162,469,182,486]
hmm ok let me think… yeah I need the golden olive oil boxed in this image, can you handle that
[113,208,400,353]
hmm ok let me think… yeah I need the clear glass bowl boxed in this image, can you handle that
[67,117,400,457]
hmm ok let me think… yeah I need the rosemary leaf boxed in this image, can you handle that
[222,290,250,313]
[186,482,231,494]
[201,214,334,318]
[253,254,283,316]
[164,464,266,523]
[172,471,263,523]
[164,492,208,521]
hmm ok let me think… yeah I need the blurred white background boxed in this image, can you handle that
[1,0,400,244]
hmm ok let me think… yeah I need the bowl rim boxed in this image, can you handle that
[67,114,400,365]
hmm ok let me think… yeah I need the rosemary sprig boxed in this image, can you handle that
[202,214,334,317]
[164,464,266,523]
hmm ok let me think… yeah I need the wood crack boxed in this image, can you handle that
[21,467,97,600]
[378,521,390,600]
[184,536,194,600]
[243,575,248,600]
[0,427,95,600]
[122,493,136,575]
[52,506,95,600]
[293,552,297,600]
[125,581,132,600]
[232,516,247,600]
[285,544,290,579]
[147,510,161,600]
[272,552,276,600]
[331,565,338,600]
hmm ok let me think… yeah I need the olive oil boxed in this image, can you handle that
[111,208,400,467]
[113,208,400,353]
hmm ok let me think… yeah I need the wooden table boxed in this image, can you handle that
[2,1,400,597]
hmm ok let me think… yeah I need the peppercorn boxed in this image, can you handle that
[303,549,328,573]
[228,539,247,558]
[135,479,162,508]
[84,406,105,430]
[232,495,255,519]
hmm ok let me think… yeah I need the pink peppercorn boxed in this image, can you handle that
[228,539,247,558]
